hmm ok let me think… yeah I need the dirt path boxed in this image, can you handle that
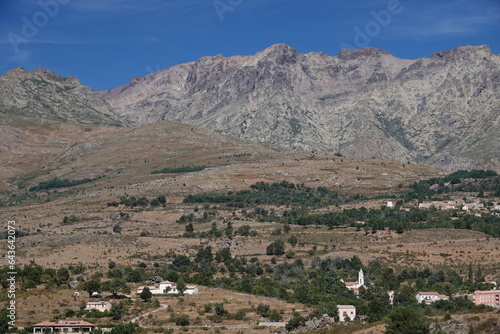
[130,303,169,323]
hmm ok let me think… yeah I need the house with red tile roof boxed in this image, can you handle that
[32,320,96,333]
[415,292,449,304]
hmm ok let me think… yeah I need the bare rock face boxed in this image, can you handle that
[99,44,500,171]
[0,67,124,126]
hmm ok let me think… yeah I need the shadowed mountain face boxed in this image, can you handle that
[99,44,500,171]
[1,44,499,171]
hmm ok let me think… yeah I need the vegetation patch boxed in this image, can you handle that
[151,165,208,174]
[29,176,101,192]
[183,181,360,208]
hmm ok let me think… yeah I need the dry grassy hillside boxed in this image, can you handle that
[3,114,500,334]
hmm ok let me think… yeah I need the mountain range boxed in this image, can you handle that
[1,44,499,171]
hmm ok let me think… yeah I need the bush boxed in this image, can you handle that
[385,306,430,334]
[171,314,190,326]
[256,303,270,318]
[152,166,207,174]
[266,240,285,256]
[232,309,246,320]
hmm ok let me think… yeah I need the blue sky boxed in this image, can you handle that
[1,0,499,90]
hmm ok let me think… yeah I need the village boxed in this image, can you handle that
[29,267,500,333]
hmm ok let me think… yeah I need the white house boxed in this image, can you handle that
[416,292,449,304]
[337,305,356,322]
[342,269,364,295]
[84,301,112,312]
[137,281,179,295]
[184,285,199,295]
[387,291,395,305]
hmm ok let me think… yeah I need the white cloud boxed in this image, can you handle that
[386,1,500,38]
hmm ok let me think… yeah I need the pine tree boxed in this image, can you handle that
[468,264,474,283]
[140,287,152,301]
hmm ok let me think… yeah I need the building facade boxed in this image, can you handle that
[415,292,449,304]
[32,320,96,333]
[337,305,356,322]
[84,301,112,312]
[137,281,198,295]
[470,290,500,308]
[184,285,199,295]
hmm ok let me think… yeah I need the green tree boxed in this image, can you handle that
[215,247,232,262]
[269,309,283,322]
[224,221,233,237]
[394,284,417,306]
[173,314,190,326]
[323,270,339,292]
[214,303,227,316]
[385,306,430,334]
[0,309,10,334]
[113,224,122,234]
[195,246,213,263]
[283,223,291,233]
[140,287,152,302]
[288,235,298,246]
[103,278,127,298]
[468,264,474,284]
[476,266,484,283]
[109,301,129,321]
[368,295,390,322]
[176,278,186,294]
[286,313,306,331]
[83,280,101,297]
[157,195,167,205]
[185,223,194,233]
[109,322,137,334]
[256,303,270,317]
[266,240,285,255]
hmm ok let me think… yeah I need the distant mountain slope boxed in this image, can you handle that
[0,112,278,194]
[100,44,500,171]
[0,67,124,126]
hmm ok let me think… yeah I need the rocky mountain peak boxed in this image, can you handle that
[337,47,390,60]
[0,67,124,126]
[432,44,493,60]
[258,43,299,64]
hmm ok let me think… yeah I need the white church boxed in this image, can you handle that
[341,269,364,295]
